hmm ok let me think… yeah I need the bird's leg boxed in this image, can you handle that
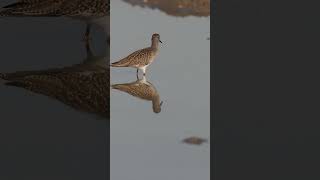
[142,67,146,76]
[83,23,92,44]
[85,40,94,59]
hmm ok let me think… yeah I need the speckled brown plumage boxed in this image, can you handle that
[0,0,109,17]
[111,47,157,68]
[0,0,110,42]
[112,76,162,113]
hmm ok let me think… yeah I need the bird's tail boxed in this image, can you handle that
[0,10,14,17]
[0,2,25,17]
[4,81,26,88]
[0,1,61,17]
[1,2,28,9]
[111,84,133,93]
[0,73,29,86]
[110,61,128,67]
[111,84,125,89]
[0,10,58,17]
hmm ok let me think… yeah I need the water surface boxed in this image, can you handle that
[111,1,210,179]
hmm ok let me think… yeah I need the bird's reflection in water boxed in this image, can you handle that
[122,0,210,17]
[112,76,163,113]
[0,42,110,119]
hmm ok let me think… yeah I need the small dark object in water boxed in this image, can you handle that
[182,136,208,145]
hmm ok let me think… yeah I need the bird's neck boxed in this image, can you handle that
[151,39,159,50]
[152,95,161,113]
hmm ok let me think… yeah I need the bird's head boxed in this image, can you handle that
[152,33,162,43]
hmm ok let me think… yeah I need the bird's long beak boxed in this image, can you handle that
[159,39,163,43]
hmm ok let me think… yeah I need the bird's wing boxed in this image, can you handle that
[0,0,66,17]
[111,47,152,67]
[59,0,109,17]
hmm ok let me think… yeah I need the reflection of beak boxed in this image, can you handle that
[160,101,163,106]
[159,39,162,43]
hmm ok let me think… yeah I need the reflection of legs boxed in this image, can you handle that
[85,40,93,59]
[136,69,139,79]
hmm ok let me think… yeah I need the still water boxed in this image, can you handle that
[110,0,210,179]
[0,0,109,179]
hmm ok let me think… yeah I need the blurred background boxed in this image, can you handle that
[0,0,109,179]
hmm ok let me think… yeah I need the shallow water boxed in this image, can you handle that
[0,1,109,179]
[110,1,210,179]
